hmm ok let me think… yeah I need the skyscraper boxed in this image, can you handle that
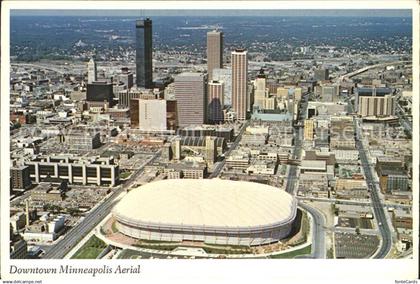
[136,18,153,89]
[87,58,97,84]
[231,49,248,120]
[207,30,223,81]
[208,80,224,123]
[254,69,268,109]
[212,68,231,106]
[174,73,207,127]
[314,68,329,81]
[131,98,168,131]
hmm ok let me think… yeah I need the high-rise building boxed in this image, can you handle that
[207,80,224,123]
[205,136,217,165]
[136,18,153,88]
[173,138,182,160]
[162,143,173,162]
[254,69,268,109]
[10,166,32,191]
[294,87,302,101]
[277,87,289,99]
[118,67,134,89]
[174,73,207,127]
[133,99,168,131]
[213,68,231,106]
[314,68,329,81]
[130,98,140,128]
[356,87,395,117]
[231,49,248,120]
[207,30,223,81]
[86,81,114,107]
[87,58,97,84]
[304,119,314,141]
[321,85,339,102]
[166,100,178,131]
[119,89,141,109]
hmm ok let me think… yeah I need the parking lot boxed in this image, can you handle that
[335,232,379,258]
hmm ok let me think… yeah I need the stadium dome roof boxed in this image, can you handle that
[113,179,296,228]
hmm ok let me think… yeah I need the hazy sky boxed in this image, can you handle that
[11,9,411,17]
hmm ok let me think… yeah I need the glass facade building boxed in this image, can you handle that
[136,19,153,88]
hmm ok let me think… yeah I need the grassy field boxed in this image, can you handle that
[71,235,107,259]
[269,244,312,259]
[120,171,132,179]
[111,221,119,233]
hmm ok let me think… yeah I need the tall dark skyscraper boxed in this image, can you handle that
[136,18,153,89]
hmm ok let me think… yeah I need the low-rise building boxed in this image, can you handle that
[25,155,119,186]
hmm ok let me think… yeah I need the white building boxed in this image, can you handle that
[87,58,97,84]
[332,149,359,161]
[138,99,167,131]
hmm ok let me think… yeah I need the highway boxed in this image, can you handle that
[353,118,393,259]
[298,196,411,210]
[11,63,68,75]
[209,120,251,178]
[336,60,411,82]
[299,202,326,258]
[42,151,161,259]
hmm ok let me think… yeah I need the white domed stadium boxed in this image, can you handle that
[113,179,297,246]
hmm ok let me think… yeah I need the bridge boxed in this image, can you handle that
[336,60,411,82]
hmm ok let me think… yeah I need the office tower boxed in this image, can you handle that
[277,87,289,99]
[213,68,231,106]
[162,143,173,162]
[208,80,224,123]
[174,73,207,127]
[207,30,223,81]
[118,67,134,89]
[356,87,395,117]
[304,119,314,141]
[263,97,276,110]
[135,99,168,131]
[118,89,141,108]
[231,49,248,120]
[254,69,268,109]
[294,87,302,101]
[10,165,31,190]
[136,18,153,88]
[173,138,182,160]
[86,81,114,107]
[130,98,140,127]
[314,68,329,81]
[87,58,97,84]
[205,136,217,165]
[166,100,178,130]
[321,85,339,102]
